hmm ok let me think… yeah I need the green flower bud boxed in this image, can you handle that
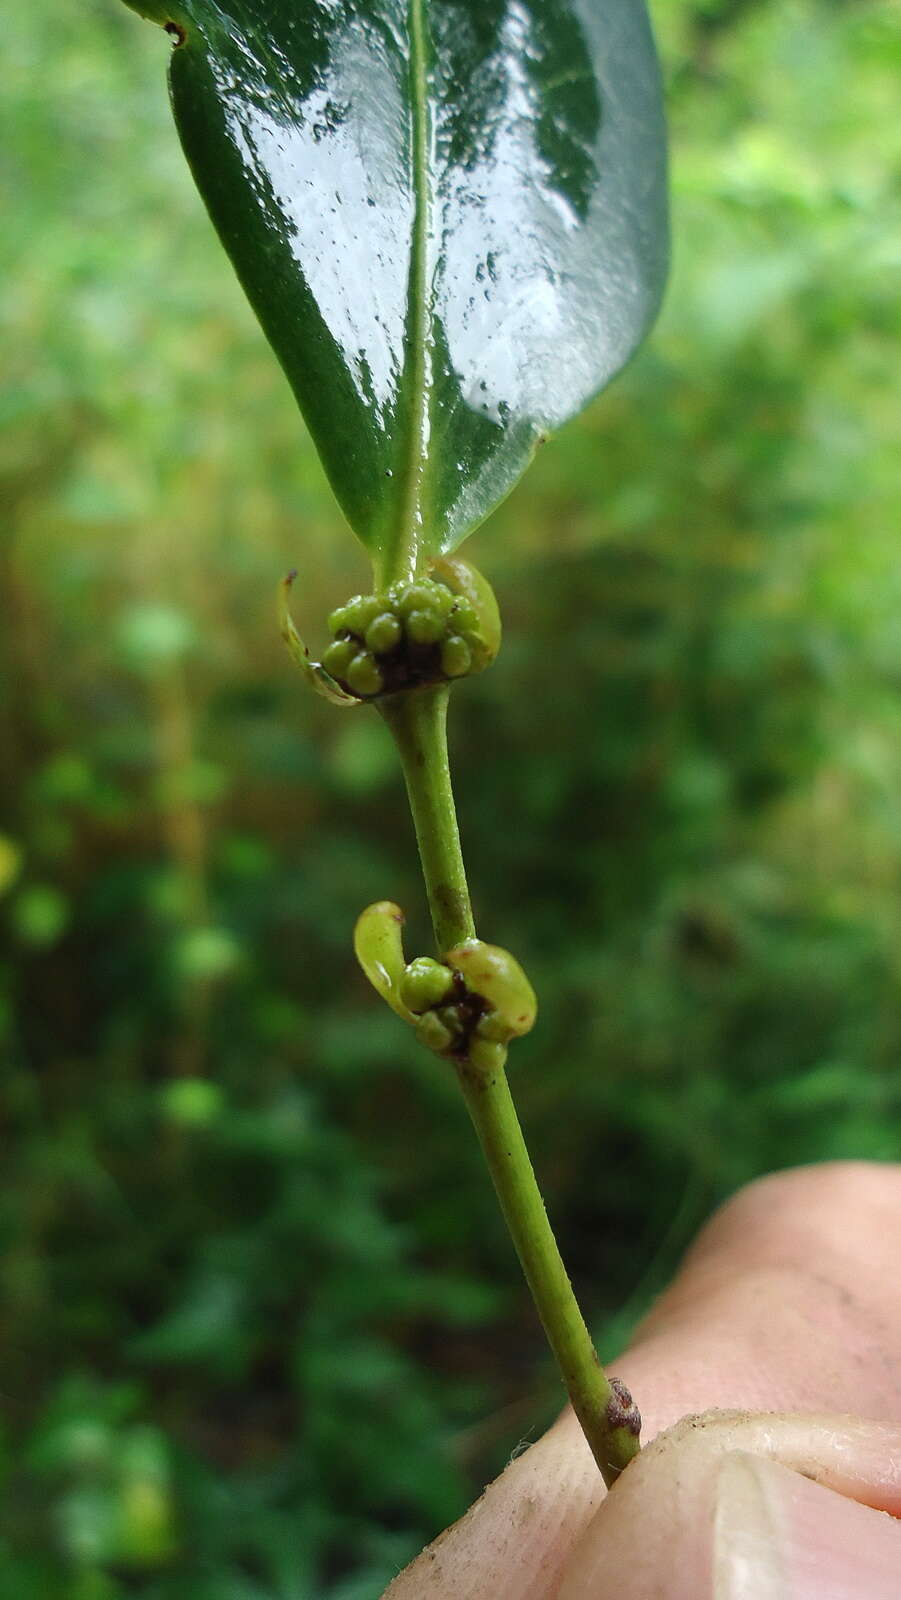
[473,1009,509,1043]
[400,956,456,1014]
[445,941,537,1039]
[365,611,403,656]
[435,1004,463,1042]
[441,635,472,678]
[327,603,351,637]
[415,1011,456,1054]
[450,600,479,639]
[391,582,436,619]
[342,594,382,637]
[406,608,445,646]
[467,1036,507,1074]
[431,557,502,672]
[429,584,455,619]
[322,638,356,682]
[345,650,384,697]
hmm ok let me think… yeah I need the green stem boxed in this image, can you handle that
[378,686,475,953]
[379,684,639,1487]
[456,1066,637,1484]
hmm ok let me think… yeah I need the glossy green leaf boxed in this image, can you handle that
[123,0,668,577]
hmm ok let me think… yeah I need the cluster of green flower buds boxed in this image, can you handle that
[354,901,537,1073]
[321,557,501,700]
[279,557,501,705]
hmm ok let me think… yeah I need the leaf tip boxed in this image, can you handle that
[119,0,188,43]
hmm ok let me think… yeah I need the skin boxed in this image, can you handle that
[383,1162,901,1598]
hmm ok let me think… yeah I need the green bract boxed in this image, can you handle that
[121,0,667,577]
[353,901,416,1022]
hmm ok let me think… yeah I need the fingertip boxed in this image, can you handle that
[382,1416,606,1599]
[557,1412,901,1600]
[715,1451,901,1600]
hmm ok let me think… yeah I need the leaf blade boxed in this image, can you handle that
[125,0,668,569]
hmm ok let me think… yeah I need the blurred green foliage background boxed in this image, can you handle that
[2,0,901,1593]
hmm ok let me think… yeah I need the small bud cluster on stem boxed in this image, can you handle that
[280,556,501,707]
[354,903,537,1074]
[325,573,482,696]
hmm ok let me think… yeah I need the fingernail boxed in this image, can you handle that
[715,1450,901,1600]
[713,1452,785,1599]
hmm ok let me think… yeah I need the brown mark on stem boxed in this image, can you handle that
[606,1377,641,1437]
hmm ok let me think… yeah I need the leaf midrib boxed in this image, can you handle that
[381,0,432,585]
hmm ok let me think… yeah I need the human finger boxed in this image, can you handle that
[559,1410,901,1599]
[383,1162,901,1598]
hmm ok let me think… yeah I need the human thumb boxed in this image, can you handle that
[384,1162,901,1598]
[558,1410,901,1598]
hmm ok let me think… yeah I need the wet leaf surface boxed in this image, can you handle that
[124,0,668,573]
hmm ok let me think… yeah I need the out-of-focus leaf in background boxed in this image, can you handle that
[1,0,900,1595]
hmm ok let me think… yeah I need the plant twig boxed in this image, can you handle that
[379,685,640,1486]
[378,686,474,952]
